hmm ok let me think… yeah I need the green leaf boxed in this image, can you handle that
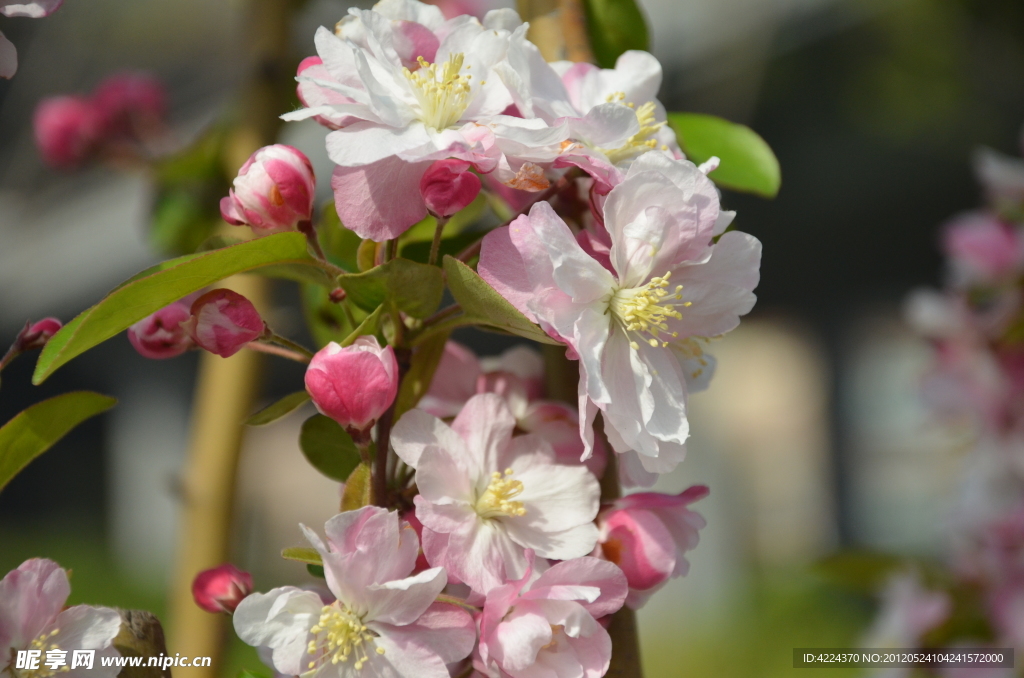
[33,233,318,384]
[442,256,561,345]
[394,330,451,420]
[667,112,781,198]
[582,0,649,68]
[400,232,482,264]
[337,258,444,319]
[341,463,372,511]
[245,391,311,426]
[239,670,270,678]
[281,547,322,565]
[302,283,361,348]
[0,392,117,492]
[319,202,363,272]
[306,564,326,579]
[815,550,908,595]
[342,304,385,347]
[299,414,361,483]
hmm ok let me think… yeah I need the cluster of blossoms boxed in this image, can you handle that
[860,133,1024,673]
[34,71,168,168]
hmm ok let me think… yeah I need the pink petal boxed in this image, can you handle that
[331,158,430,241]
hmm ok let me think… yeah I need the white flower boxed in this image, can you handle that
[391,393,601,593]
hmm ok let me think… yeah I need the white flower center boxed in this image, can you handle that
[10,630,67,678]
[403,53,474,131]
[595,94,666,165]
[608,270,690,350]
[475,469,526,519]
[306,603,384,673]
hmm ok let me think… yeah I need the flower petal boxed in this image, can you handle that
[233,588,323,676]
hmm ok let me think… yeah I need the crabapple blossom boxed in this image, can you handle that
[183,289,266,358]
[11,317,61,352]
[305,336,399,433]
[974,145,1024,217]
[127,299,194,360]
[941,212,1024,288]
[474,553,627,678]
[92,72,167,138]
[233,507,476,678]
[595,486,708,609]
[862,572,950,650]
[0,0,63,79]
[0,558,121,678]
[420,341,607,477]
[479,152,761,483]
[33,96,103,168]
[220,145,316,236]
[287,0,570,240]
[420,159,481,217]
[192,564,254,614]
[391,393,601,593]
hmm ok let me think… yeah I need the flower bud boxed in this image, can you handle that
[92,71,167,138]
[192,563,253,614]
[15,317,62,350]
[127,301,193,360]
[420,159,481,218]
[305,336,399,432]
[182,289,266,358]
[597,486,708,609]
[220,145,316,236]
[33,95,102,168]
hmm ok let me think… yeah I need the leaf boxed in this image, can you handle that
[299,414,361,483]
[239,670,270,678]
[306,564,326,579]
[582,0,649,68]
[400,232,482,264]
[337,258,444,319]
[319,202,362,272]
[341,463,373,511]
[0,392,117,492]
[342,304,385,347]
[815,550,908,594]
[281,547,322,565]
[668,112,781,198]
[33,233,318,384]
[245,391,311,426]
[302,283,361,348]
[442,256,561,345]
[357,239,378,272]
[394,330,451,420]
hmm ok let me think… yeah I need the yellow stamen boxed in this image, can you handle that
[11,629,70,678]
[595,99,665,165]
[403,53,473,130]
[304,603,382,674]
[475,469,527,519]
[608,271,684,349]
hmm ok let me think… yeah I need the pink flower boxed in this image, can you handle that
[479,153,761,484]
[391,393,601,594]
[941,211,1024,287]
[0,558,121,678]
[596,486,708,609]
[33,96,103,168]
[220,145,316,236]
[305,337,400,433]
[420,159,481,217]
[192,564,254,614]
[0,1,63,79]
[127,299,194,360]
[92,71,167,138]
[475,554,627,678]
[233,507,476,678]
[420,341,607,477]
[12,317,61,351]
[183,289,266,358]
[862,572,950,649]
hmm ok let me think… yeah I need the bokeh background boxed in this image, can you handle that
[3,0,1024,675]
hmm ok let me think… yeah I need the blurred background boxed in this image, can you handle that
[2,0,1024,675]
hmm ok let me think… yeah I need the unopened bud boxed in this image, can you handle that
[305,336,399,431]
[127,301,193,360]
[33,95,102,168]
[92,71,167,138]
[220,145,316,236]
[16,317,62,350]
[420,159,481,218]
[191,563,253,614]
[183,289,265,358]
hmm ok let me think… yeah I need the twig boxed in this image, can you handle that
[246,341,311,364]
[428,216,450,266]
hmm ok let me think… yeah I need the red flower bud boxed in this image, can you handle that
[33,95,102,168]
[128,301,193,360]
[192,563,253,614]
[183,289,265,358]
[92,71,167,138]
[220,145,316,236]
[420,159,481,218]
[16,317,62,350]
[305,337,399,431]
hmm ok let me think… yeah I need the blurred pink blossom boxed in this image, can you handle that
[33,96,103,168]
[92,71,167,138]
[192,563,253,614]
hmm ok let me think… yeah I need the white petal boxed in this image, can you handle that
[233,588,323,676]
[390,409,465,469]
[362,568,447,626]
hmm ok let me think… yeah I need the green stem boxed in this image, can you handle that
[435,594,481,613]
[262,331,316,360]
[246,341,310,364]
[428,216,450,266]
[298,219,328,263]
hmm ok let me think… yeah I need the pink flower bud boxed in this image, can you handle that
[127,301,193,360]
[16,317,61,350]
[182,289,266,358]
[220,145,316,236]
[420,159,481,218]
[33,95,102,168]
[92,71,167,137]
[305,336,399,431]
[597,486,708,609]
[191,563,253,614]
